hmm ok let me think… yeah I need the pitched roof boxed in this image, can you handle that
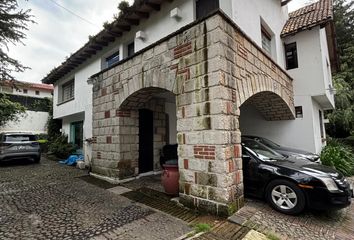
[1,80,53,91]
[281,0,333,37]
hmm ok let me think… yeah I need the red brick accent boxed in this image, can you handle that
[228,160,235,173]
[194,145,216,160]
[170,64,178,70]
[116,110,131,117]
[226,102,232,115]
[97,152,101,159]
[177,68,190,80]
[106,136,112,144]
[235,171,241,184]
[184,159,189,169]
[234,144,241,158]
[174,42,192,59]
[101,88,107,96]
[104,111,110,118]
[238,45,248,59]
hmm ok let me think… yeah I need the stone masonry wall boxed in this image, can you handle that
[90,12,294,216]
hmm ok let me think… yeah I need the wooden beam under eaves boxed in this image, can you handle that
[101,36,115,42]
[133,11,149,19]
[124,18,139,26]
[281,0,292,6]
[83,49,96,55]
[145,2,161,11]
[114,24,131,32]
[89,45,103,51]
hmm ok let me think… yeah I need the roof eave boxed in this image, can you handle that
[41,0,170,84]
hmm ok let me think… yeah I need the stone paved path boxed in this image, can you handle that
[229,177,354,240]
[0,157,191,240]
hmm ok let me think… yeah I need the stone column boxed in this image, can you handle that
[177,15,244,216]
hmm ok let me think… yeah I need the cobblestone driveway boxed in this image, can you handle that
[0,157,190,240]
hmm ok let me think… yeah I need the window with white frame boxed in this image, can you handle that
[261,26,272,55]
[61,80,74,103]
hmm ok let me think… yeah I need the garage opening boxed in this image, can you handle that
[117,87,177,182]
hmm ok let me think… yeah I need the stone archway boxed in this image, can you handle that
[90,13,295,216]
[114,87,177,178]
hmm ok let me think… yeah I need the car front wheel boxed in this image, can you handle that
[266,179,305,215]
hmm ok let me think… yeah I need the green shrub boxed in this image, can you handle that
[194,223,211,233]
[320,140,354,176]
[48,134,76,159]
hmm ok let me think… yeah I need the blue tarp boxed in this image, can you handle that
[59,155,84,166]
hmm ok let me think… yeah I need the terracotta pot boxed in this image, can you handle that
[161,164,179,196]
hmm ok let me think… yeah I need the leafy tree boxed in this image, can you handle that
[0,93,26,127]
[326,0,354,137]
[46,98,62,141]
[0,0,34,81]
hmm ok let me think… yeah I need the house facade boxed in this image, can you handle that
[42,0,337,215]
[0,81,53,134]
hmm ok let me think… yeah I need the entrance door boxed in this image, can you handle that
[70,121,83,149]
[139,109,154,173]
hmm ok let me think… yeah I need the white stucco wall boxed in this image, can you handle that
[284,27,335,109]
[239,95,324,154]
[134,0,195,52]
[227,0,288,67]
[0,111,49,134]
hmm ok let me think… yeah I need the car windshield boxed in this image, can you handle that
[258,137,281,148]
[243,139,284,161]
[5,135,37,142]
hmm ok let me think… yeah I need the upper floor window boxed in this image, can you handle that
[285,42,298,70]
[295,106,303,118]
[35,90,40,96]
[196,0,219,20]
[106,51,120,68]
[261,26,272,55]
[61,80,74,103]
[23,89,28,94]
[127,42,135,57]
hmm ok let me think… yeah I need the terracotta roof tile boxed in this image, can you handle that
[281,0,333,37]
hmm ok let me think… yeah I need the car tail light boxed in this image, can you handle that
[0,143,11,147]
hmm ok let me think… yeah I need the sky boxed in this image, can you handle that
[8,0,311,84]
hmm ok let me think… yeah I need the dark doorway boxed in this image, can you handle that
[196,0,219,20]
[139,109,154,173]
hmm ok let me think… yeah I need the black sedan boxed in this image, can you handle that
[243,135,320,162]
[242,138,353,215]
